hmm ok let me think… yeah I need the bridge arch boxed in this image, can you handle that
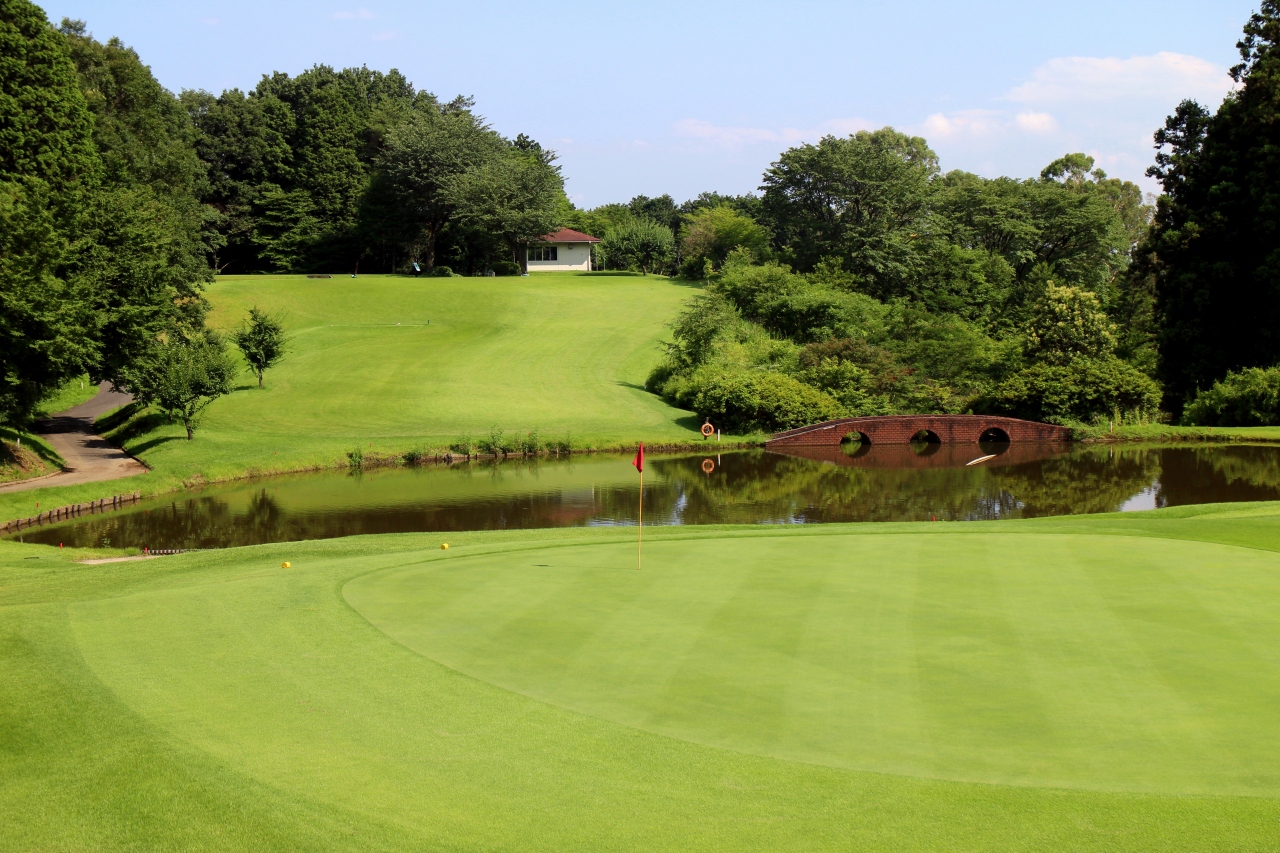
[768,415,1070,447]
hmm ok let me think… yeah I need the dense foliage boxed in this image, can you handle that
[0,4,213,425]
[184,68,563,275]
[645,142,1161,431]
[122,331,236,439]
[1143,1,1280,414]
[1183,367,1280,426]
[7,0,1280,432]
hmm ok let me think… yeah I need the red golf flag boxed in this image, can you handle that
[632,442,644,473]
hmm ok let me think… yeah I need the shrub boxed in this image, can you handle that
[974,356,1161,424]
[449,434,474,455]
[1023,283,1116,365]
[520,429,541,454]
[661,365,842,432]
[601,218,675,274]
[490,260,519,276]
[429,265,453,277]
[477,427,505,455]
[1183,366,1280,425]
[715,262,884,343]
[347,445,364,470]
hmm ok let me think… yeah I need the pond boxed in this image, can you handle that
[9,442,1280,550]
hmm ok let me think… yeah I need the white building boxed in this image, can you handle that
[525,228,601,272]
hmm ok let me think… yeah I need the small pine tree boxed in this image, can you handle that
[232,307,287,388]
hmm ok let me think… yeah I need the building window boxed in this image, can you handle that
[528,246,558,262]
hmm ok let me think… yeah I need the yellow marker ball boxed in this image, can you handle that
[282,561,292,568]
[440,543,449,550]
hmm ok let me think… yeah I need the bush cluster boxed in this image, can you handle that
[1183,367,1280,426]
[648,258,1162,432]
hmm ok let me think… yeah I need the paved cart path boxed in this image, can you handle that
[0,383,147,494]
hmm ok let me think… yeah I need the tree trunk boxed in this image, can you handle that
[511,240,527,274]
[185,424,194,440]
[258,369,264,388]
[423,225,441,272]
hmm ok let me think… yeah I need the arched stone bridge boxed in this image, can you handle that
[767,414,1071,447]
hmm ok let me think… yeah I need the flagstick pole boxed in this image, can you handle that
[637,469,644,570]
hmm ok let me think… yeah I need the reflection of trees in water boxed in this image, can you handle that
[625,449,1163,523]
[17,446,1280,549]
[1156,446,1280,506]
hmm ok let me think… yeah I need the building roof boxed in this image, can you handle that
[539,227,600,243]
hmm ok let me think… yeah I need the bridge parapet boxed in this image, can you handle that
[767,415,1071,447]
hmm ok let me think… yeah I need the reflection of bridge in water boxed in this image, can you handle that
[767,441,1075,470]
[767,414,1071,447]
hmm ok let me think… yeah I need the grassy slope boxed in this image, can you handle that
[1079,423,1280,443]
[35,374,99,418]
[4,505,1280,851]
[0,273,701,521]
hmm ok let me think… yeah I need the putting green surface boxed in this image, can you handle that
[6,507,1280,850]
[346,533,1280,796]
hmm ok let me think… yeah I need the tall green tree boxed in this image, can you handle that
[0,0,100,424]
[760,128,937,294]
[1144,1,1280,412]
[378,107,505,270]
[446,145,564,273]
[55,19,214,388]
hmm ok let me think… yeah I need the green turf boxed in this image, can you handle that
[0,272,701,521]
[4,508,1280,850]
[35,373,98,417]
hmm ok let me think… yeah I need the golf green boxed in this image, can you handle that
[345,533,1280,796]
[7,510,1280,850]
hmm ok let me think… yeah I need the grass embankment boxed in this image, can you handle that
[3,503,1280,851]
[1077,422,1280,443]
[0,376,95,485]
[0,273,714,521]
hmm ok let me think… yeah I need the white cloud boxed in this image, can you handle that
[920,109,1003,139]
[671,117,871,149]
[333,8,375,19]
[1004,52,1232,106]
[912,52,1234,190]
[917,109,1056,140]
[370,30,397,41]
[1014,111,1057,134]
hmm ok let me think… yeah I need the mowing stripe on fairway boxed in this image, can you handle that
[344,532,1280,796]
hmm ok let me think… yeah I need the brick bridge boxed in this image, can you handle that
[767,415,1071,447]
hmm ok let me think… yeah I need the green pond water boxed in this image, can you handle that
[10,443,1280,550]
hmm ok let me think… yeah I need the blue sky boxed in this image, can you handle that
[41,0,1257,206]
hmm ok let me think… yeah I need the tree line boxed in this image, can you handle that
[4,0,1280,434]
[605,5,1280,428]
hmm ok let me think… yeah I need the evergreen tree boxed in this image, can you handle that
[1146,1,1280,412]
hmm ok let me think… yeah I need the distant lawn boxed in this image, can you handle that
[1081,422,1280,443]
[1,273,703,519]
[4,504,1280,850]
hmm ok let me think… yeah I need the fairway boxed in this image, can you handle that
[0,272,695,517]
[199,273,696,445]
[5,507,1280,851]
